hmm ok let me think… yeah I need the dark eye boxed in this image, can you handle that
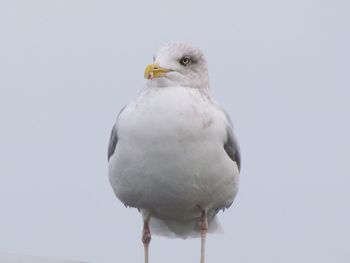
[180,56,191,66]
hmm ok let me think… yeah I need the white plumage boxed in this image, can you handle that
[108,42,240,263]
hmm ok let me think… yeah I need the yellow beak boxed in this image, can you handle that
[144,63,171,79]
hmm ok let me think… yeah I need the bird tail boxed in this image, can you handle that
[149,215,223,239]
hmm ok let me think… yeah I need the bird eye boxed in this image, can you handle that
[179,56,191,66]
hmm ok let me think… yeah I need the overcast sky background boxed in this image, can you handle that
[0,0,349,262]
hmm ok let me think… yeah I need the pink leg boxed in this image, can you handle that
[200,210,208,263]
[142,216,151,263]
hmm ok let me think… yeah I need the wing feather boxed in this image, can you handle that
[222,110,241,172]
[107,107,126,161]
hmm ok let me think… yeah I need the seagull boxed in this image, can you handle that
[108,42,241,263]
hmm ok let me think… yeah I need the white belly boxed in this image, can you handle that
[108,86,239,220]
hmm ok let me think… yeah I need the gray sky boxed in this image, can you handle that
[0,0,349,262]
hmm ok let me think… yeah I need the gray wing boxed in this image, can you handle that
[108,124,118,161]
[107,107,125,161]
[222,110,241,172]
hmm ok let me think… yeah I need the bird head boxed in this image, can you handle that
[144,43,209,90]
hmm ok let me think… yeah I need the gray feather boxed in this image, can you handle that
[222,110,241,172]
[107,107,126,161]
[108,124,118,161]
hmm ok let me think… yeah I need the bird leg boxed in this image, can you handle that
[200,209,208,263]
[142,216,151,263]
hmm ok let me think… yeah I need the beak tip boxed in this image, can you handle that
[144,63,169,79]
[144,72,153,80]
